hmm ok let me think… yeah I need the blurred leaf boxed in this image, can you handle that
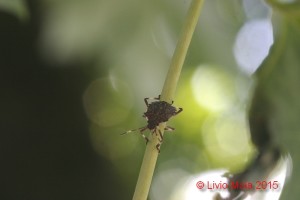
[220,2,300,199]
[0,0,29,21]
[244,10,300,200]
[265,0,300,18]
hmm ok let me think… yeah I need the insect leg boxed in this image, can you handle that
[175,107,183,115]
[144,95,161,107]
[156,143,161,153]
[144,98,150,107]
[153,126,174,153]
[154,129,163,153]
[121,128,139,135]
[157,129,163,142]
[139,126,149,144]
[164,126,175,131]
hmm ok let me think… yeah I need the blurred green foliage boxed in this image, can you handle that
[1,0,300,199]
[0,0,29,20]
[248,1,300,199]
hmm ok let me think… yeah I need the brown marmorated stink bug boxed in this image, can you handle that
[122,95,182,152]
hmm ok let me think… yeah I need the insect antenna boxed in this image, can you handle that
[121,128,138,135]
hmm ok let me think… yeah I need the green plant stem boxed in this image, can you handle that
[132,0,205,200]
[160,0,204,103]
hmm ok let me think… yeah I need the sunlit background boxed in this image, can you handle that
[1,0,298,199]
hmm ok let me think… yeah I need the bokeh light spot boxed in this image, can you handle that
[191,65,235,112]
[202,114,254,170]
[83,77,133,127]
[234,19,273,74]
[150,168,189,200]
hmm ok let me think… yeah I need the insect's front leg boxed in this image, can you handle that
[144,95,161,107]
[144,98,150,107]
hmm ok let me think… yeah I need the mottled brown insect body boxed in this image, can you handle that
[122,95,182,152]
[144,101,177,130]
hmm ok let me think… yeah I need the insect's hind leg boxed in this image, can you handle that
[165,126,175,131]
[157,126,176,139]
[154,126,176,153]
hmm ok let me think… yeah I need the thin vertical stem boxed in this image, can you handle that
[160,0,205,102]
[132,1,205,200]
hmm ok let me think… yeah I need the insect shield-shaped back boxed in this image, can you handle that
[122,95,182,152]
[144,101,178,129]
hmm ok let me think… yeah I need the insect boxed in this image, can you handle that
[122,95,182,152]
